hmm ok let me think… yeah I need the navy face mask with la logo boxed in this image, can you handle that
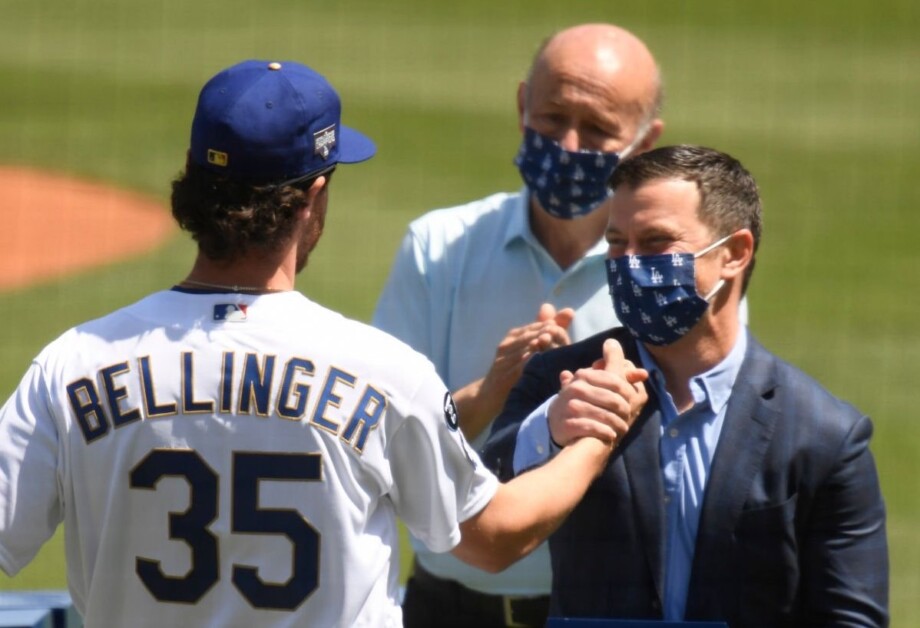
[606,234,732,346]
[514,127,622,220]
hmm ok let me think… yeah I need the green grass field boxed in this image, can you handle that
[1,0,918,622]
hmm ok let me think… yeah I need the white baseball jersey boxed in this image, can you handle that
[0,289,498,628]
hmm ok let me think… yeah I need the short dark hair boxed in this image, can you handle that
[170,163,330,262]
[610,144,763,291]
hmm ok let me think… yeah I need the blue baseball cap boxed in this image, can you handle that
[189,60,375,183]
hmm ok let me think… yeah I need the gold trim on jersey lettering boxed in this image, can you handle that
[230,450,323,607]
[237,353,277,417]
[100,361,142,428]
[129,447,222,604]
[309,365,357,435]
[340,384,387,454]
[277,357,316,421]
[137,355,179,418]
[66,376,110,444]
[220,352,235,414]
[181,352,216,415]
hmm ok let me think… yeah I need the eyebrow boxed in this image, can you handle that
[605,223,680,241]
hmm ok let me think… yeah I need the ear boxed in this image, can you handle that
[720,229,754,281]
[632,118,664,156]
[516,81,528,134]
[299,175,328,217]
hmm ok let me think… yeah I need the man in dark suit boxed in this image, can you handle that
[483,145,889,627]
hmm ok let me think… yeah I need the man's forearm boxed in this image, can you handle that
[452,436,611,572]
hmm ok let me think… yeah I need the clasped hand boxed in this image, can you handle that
[548,338,649,448]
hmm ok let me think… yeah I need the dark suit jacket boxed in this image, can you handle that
[482,327,889,627]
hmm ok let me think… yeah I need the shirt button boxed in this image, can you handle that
[668,427,679,438]
[663,495,671,504]
[536,444,545,455]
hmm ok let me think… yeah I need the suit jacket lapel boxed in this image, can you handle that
[686,334,781,612]
[623,402,667,605]
[617,331,668,604]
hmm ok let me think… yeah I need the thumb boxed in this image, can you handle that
[602,339,626,374]
[624,359,650,384]
[554,307,576,330]
[537,303,556,322]
[558,370,575,386]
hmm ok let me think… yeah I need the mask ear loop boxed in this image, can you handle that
[695,233,734,302]
[694,233,734,259]
[619,118,653,160]
[702,279,725,302]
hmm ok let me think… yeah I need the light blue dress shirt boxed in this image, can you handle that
[514,331,747,619]
[373,189,618,595]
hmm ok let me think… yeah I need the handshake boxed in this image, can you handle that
[548,337,649,451]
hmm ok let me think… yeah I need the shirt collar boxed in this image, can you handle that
[501,187,532,248]
[503,187,608,260]
[637,328,748,416]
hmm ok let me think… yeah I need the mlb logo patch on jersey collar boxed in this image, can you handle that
[214,303,248,322]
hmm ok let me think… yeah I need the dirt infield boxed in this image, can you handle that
[0,167,175,292]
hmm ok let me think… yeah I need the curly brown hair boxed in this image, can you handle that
[170,163,329,262]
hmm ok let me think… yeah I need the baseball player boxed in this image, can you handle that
[0,60,644,627]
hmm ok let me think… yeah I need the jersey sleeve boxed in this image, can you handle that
[385,365,498,554]
[0,361,64,576]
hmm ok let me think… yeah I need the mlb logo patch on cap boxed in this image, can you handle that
[207,149,229,167]
[214,303,248,322]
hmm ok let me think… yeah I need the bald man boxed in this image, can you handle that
[374,24,664,627]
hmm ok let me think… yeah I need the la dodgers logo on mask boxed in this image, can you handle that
[606,234,733,346]
[514,127,620,219]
